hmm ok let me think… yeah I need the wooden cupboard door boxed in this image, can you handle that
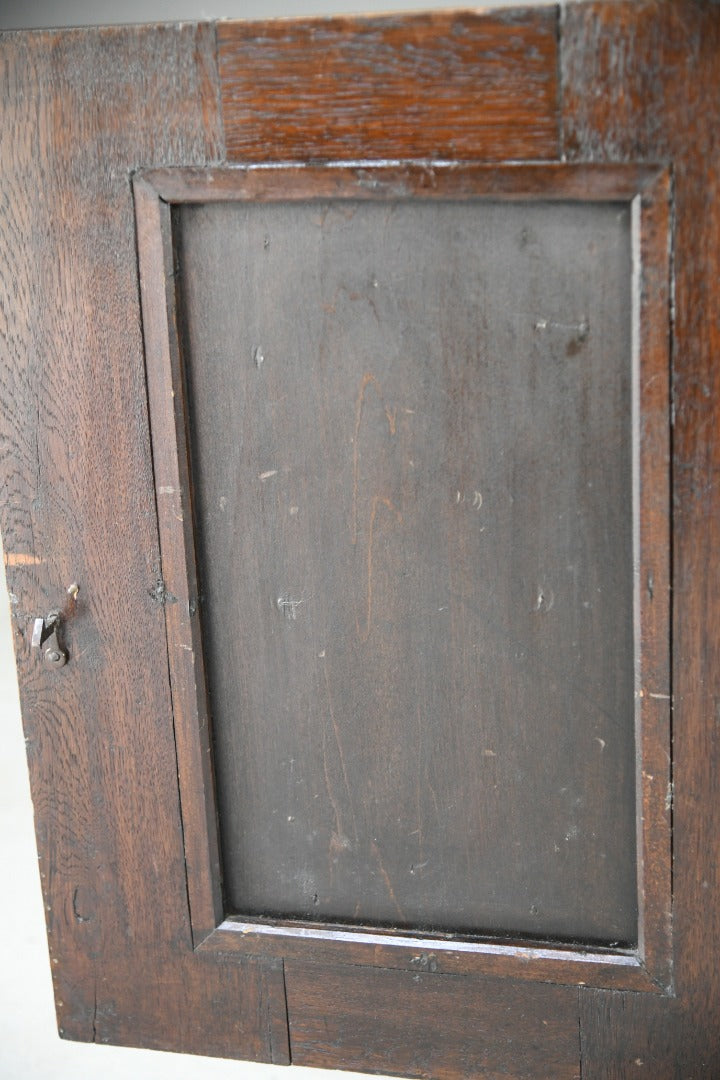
[1,5,719,1078]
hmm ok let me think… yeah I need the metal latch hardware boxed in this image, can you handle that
[31,611,68,669]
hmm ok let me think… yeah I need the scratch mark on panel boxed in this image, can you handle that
[427,782,440,815]
[350,373,397,544]
[371,839,405,921]
[357,495,402,642]
[323,662,358,842]
[321,714,345,846]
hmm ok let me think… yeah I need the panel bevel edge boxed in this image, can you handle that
[198,919,661,994]
[133,174,224,945]
[133,163,674,994]
[631,167,674,993]
[139,161,667,206]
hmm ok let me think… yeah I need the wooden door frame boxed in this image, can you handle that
[2,5,719,1076]
[134,160,672,994]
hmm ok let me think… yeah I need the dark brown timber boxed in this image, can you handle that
[135,161,672,996]
[1,5,719,1077]
[285,962,580,1080]
[563,2,720,1075]
[217,9,560,164]
[0,24,287,1063]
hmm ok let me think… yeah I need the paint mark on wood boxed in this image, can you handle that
[260,469,278,481]
[410,952,438,972]
[665,782,674,813]
[533,316,589,337]
[533,585,554,612]
[158,485,176,495]
[276,595,304,619]
[149,580,177,605]
[4,553,42,566]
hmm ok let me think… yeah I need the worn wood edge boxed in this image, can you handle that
[197,920,662,994]
[133,174,224,943]
[139,161,666,205]
[259,959,291,1067]
[215,6,558,30]
[632,170,674,992]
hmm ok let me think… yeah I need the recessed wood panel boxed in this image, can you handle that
[172,192,638,946]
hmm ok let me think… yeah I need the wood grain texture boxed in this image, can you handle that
[0,23,287,1063]
[285,961,580,1080]
[562,0,720,1072]
[217,9,560,163]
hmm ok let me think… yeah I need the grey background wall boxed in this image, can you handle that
[0,2,550,1078]
[0,0,548,29]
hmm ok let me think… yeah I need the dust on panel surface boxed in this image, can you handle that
[173,196,636,945]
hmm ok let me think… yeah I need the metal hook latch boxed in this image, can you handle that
[31,611,68,669]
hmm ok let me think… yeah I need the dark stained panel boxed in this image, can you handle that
[174,195,637,946]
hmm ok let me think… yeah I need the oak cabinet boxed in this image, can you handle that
[1,5,719,1077]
